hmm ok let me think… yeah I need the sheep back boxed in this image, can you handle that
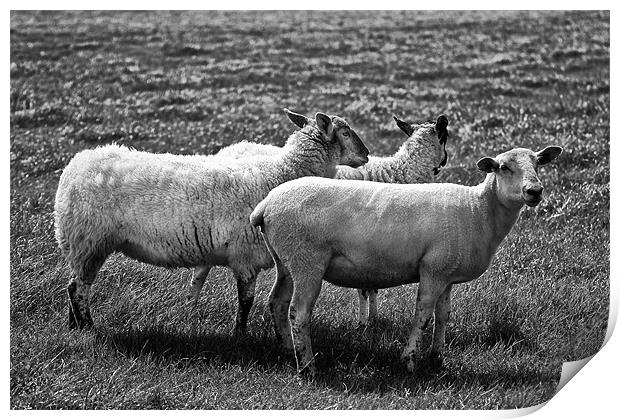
[258,176,498,289]
[55,144,287,271]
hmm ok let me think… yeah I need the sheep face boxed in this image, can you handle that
[284,109,369,168]
[324,114,369,168]
[477,146,563,208]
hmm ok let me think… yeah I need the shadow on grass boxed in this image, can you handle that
[101,325,287,371]
[98,314,553,396]
[100,317,405,372]
[448,315,537,354]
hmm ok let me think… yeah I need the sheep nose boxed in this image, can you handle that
[524,185,543,197]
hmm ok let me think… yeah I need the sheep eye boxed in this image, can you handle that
[342,131,350,137]
[500,164,510,172]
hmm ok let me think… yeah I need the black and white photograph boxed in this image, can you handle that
[9,8,610,410]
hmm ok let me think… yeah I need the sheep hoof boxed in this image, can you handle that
[401,352,418,373]
[68,314,78,330]
[405,358,417,373]
[428,351,444,370]
[297,364,317,379]
[280,342,294,356]
[68,309,93,330]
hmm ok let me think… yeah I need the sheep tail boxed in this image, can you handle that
[250,198,268,232]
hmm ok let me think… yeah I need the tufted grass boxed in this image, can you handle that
[10,10,609,409]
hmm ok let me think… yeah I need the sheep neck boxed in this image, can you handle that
[391,133,440,182]
[351,132,438,183]
[476,173,524,246]
[276,128,332,183]
[379,129,440,181]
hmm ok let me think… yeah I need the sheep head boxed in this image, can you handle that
[283,108,369,168]
[477,146,563,208]
[317,113,369,168]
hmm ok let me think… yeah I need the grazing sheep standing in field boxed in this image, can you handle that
[54,111,369,332]
[250,145,562,375]
[218,113,450,326]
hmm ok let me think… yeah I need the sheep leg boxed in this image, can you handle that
[290,276,323,377]
[284,249,329,377]
[187,265,211,306]
[357,289,379,326]
[67,255,104,330]
[268,260,294,352]
[232,270,257,335]
[68,281,93,329]
[357,289,370,326]
[430,283,452,362]
[368,289,378,322]
[401,278,446,372]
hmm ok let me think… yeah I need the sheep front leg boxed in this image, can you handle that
[268,261,294,352]
[357,289,369,326]
[68,280,93,329]
[358,289,379,326]
[430,283,452,363]
[232,270,257,335]
[187,265,211,307]
[401,277,445,372]
[368,289,378,322]
[67,254,104,330]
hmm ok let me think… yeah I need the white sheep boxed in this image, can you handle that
[216,113,451,326]
[250,145,562,375]
[54,110,369,332]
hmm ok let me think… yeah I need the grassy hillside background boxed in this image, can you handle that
[10,10,609,409]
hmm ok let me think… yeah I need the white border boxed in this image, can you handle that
[5,3,616,417]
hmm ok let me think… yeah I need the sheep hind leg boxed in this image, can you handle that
[67,255,105,330]
[187,265,212,307]
[232,270,257,335]
[289,272,323,377]
[268,259,294,352]
[286,251,329,377]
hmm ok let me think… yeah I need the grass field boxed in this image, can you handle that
[10,10,609,409]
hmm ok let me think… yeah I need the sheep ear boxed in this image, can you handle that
[536,146,563,165]
[477,157,499,173]
[315,112,333,136]
[393,116,414,137]
[436,115,449,137]
[283,108,310,128]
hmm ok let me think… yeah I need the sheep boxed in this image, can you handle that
[250,145,562,375]
[54,110,369,332]
[216,113,451,326]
